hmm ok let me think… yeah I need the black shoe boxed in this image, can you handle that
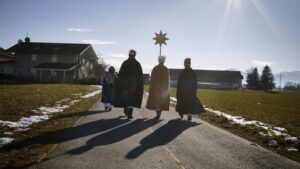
[187,115,192,122]
[105,106,109,110]
[127,108,133,119]
[155,111,161,120]
[108,108,112,111]
[179,113,183,119]
[124,108,129,116]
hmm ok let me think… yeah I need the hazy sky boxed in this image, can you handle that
[0,0,299,74]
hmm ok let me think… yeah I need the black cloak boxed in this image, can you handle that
[176,68,205,115]
[113,57,144,108]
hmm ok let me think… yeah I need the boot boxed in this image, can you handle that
[124,108,129,116]
[155,111,161,120]
[187,114,192,122]
[127,108,133,119]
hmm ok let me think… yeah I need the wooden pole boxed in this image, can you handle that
[63,71,66,83]
[159,44,162,56]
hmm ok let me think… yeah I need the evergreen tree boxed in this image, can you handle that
[260,65,275,92]
[246,67,260,90]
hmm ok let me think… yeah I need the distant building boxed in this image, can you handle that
[143,74,150,85]
[0,48,15,75]
[169,69,243,89]
[6,37,99,83]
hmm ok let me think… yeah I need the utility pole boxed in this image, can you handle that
[279,73,283,91]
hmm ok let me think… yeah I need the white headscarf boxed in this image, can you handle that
[158,55,166,64]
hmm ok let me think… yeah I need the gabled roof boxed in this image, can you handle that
[169,69,243,83]
[0,47,15,62]
[6,42,90,55]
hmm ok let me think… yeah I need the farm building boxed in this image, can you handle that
[0,47,15,75]
[5,37,99,83]
[169,69,243,89]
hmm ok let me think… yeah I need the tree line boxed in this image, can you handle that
[246,65,275,92]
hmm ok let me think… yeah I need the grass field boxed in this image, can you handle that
[0,84,101,168]
[169,88,300,136]
[195,89,300,136]
[0,84,95,121]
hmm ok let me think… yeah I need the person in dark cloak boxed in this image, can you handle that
[176,58,205,122]
[101,66,117,111]
[113,50,144,119]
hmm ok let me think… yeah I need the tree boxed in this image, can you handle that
[246,67,260,90]
[260,65,275,92]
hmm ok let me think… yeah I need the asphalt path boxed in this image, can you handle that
[37,96,300,169]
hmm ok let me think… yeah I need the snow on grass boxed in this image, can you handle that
[204,107,298,141]
[80,90,101,99]
[168,97,298,142]
[287,147,298,152]
[0,87,102,145]
[0,137,14,145]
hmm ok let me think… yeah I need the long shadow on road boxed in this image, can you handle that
[3,111,128,151]
[126,119,200,159]
[66,118,162,155]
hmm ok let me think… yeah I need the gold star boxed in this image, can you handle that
[153,30,169,46]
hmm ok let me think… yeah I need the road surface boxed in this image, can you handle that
[37,96,300,169]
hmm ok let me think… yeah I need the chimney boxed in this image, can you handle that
[18,39,23,46]
[25,36,30,43]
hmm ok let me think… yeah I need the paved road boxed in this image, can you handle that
[37,96,300,169]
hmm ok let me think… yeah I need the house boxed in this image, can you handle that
[6,37,99,83]
[0,47,15,75]
[169,69,243,89]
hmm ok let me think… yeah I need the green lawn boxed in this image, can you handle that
[0,84,95,121]
[170,88,300,136]
[0,84,101,168]
[197,89,300,136]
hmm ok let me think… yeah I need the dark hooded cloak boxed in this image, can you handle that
[113,57,144,108]
[176,68,205,115]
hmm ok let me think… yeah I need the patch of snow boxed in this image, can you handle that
[19,115,49,126]
[170,97,177,102]
[81,90,101,98]
[90,85,102,90]
[284,136,298,141]
[144,92,149,96]
[14,128,30,132]
[0,120,25,128]
[4,132,13,135]
[0,137,14,145]
[36,106,66,114]
[287,147,298,152]
[274,127,287,132]
[259,131,272,137]
[69,100,81,105]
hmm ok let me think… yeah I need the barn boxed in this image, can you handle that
[169,69,243,89]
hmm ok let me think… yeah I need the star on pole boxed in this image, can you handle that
[153,30,169,56]
[153,30,169,46]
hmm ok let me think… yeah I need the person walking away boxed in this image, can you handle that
[114,50,144,119]
[176,58,205,122]
[146,55,170,120]
[101,66,117,111]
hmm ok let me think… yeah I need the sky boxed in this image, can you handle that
[0,0,300,74]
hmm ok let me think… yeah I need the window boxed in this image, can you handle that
[31,68,36,75]
[51,70,57,76]
[52,55,58,62]
[31,54,37,61]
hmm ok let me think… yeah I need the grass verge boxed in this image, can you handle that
[0,84,101,168]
